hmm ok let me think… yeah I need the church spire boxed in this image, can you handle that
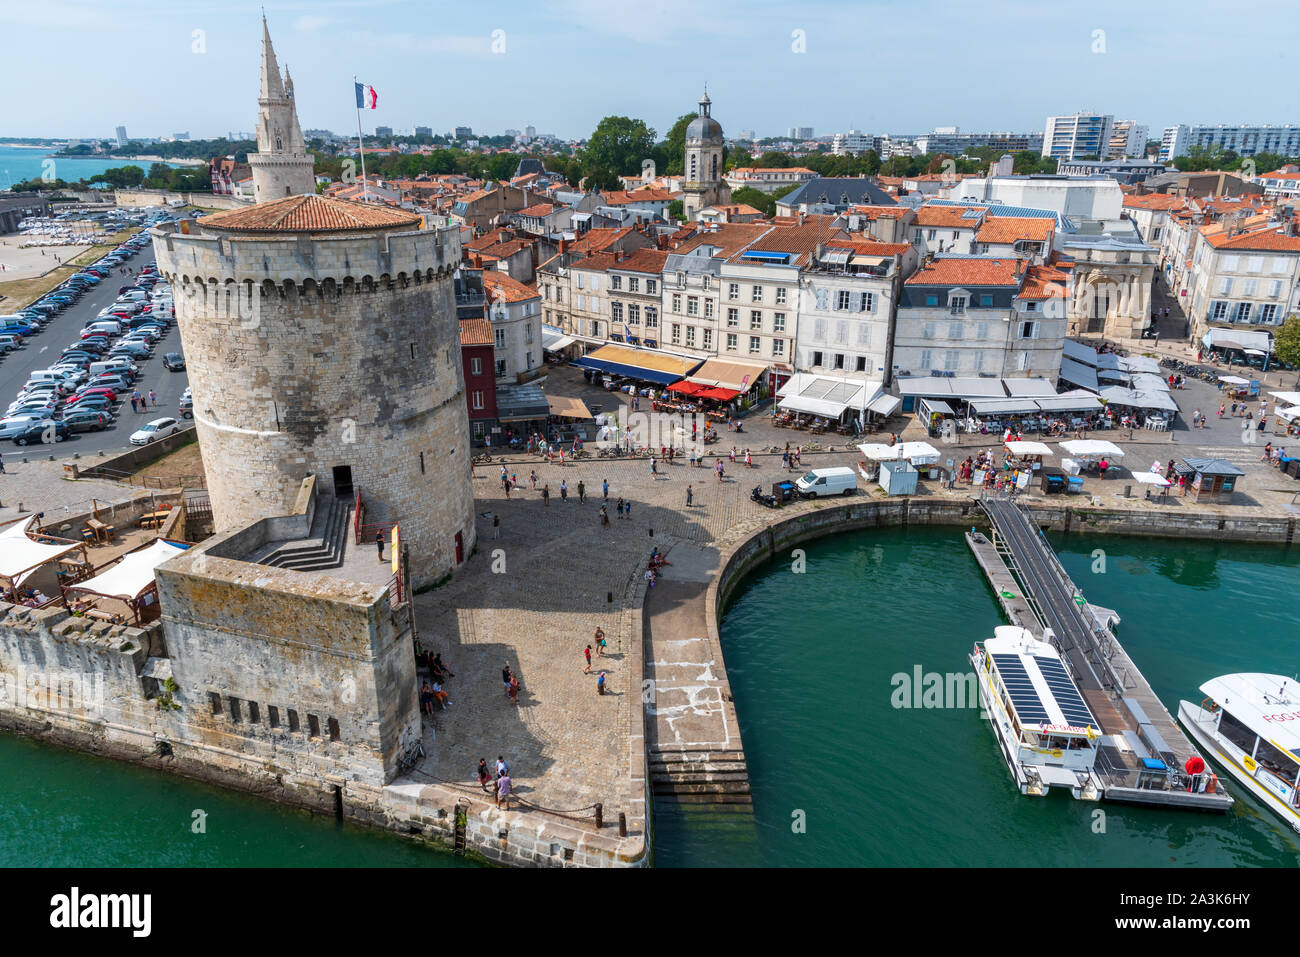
[260,14,285,101]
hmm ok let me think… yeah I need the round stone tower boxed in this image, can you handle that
[151,194,476,586]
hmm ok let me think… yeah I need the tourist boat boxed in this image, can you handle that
[970,626,1103,799]
[1177,674,1300,834]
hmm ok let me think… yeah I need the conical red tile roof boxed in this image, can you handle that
[199,194,422,233]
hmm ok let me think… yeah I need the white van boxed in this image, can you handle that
[27,369,78,387]
[90,359,135,378]
[85,320,123,335]
[795,466,859,498]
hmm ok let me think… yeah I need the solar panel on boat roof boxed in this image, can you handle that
[1033,656,1097,728]
[991,654,1051,723]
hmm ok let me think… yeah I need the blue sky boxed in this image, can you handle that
[5,0,1297,141]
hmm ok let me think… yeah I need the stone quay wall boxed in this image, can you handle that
[150,223,477,586]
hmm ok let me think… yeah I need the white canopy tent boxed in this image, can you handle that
[1059,439,1124,460]
[1218,375,1252,386]
[1004,441,1053,457]
[1058,356,1100,392]
[0,517,83,593]
[857,441,941,465]
[1268,391,1300,406]
[1098,386,1179,412]
[1203,328,1272,353]
[69,539,188,603]
[1275,406,1300,423]
[1131,471,1170,487]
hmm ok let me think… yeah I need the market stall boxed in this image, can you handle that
[1173,458,1245,505]
[1003,440,1053,473]
[776,374,888,434]
[1131,470,1171,500]
[0,517,88,604]
[857,441,941,480]
[1059,439,1124,479]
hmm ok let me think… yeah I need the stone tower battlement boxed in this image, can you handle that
[150,221,460,288]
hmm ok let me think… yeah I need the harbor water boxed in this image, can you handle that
[0,145,182,190]
[655,527,1300,867]
[0,526,1294,867]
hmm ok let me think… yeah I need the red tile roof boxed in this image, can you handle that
[612,248,670,273]
[481,271,540,303]
[913,205,986,229]
[1122,194,1189,211]
[825,238,912,257]
[1203,224,1300,251]
[200,194,421,233]
[568,227,634,254]
[672,223,771,258]
[1018,263,1070,300]
[974,217,1055,244]
[904,257,1023,287]
[602,188,673,205]
[519,203,559,218]
[459,318,494,345]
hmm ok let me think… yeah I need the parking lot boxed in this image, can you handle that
[0,230,190,456]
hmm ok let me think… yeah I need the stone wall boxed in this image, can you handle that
[69,426,197,480]
[151,223,477,586]
[155,524,421,789]
[114,189,246,210]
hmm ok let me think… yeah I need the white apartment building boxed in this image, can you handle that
[1042,113,1114,162]
[1187,221,1300,343]
[893,257,1068,380]
[831,130,875,156]
[482,272,543,382]
[1161,124,1300,163]
[1108,121,1149,159]
[795,240,916,383]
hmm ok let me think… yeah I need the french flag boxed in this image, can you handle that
[355,82,378,110]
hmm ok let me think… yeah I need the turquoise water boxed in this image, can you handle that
[655,528,1300,867]
[1,527,1294,867]
[0,145,181,189]
[0,735,470,867]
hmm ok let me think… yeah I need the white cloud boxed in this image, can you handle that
[294,15,335,32]
[354,31,491,55]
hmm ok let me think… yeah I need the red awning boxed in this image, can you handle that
[699,387,740,401]
[668,381,702,395]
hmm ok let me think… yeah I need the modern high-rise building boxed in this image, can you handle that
[414,126,432,137]
[831,130,874,155]
[797,127,814,140]
[914,128,1044,155]
[115,126,128,147]
[1041,112,1114,161]
[375,125,393,138]
[1107,120,1149,158]
[1160,123,1300,163]
[525,124,536,138]
[454,126,473,139]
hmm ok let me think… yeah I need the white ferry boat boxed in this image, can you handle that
[970,625,1103,799]
[1178,674,1300,834]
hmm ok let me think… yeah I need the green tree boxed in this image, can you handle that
[582,166,623,192]
[656,113,695,176]
[582,116,656,180]
[1274,315,1300,378]
[88,165,145,188]
[731,186,776,217]
[667,199,684,223]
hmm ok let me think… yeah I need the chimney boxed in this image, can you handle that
[499,230,509,243]
[615,249,625,263]
[797,211,806,226]
[472,253,483,268]
[559,237,569,254]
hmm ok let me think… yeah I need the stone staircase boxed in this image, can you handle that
[260,496,352,572]
[649,746,752,805]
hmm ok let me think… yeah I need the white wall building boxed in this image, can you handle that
[1042,113,1114,162]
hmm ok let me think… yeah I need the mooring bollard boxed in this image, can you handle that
[594,803,603,829]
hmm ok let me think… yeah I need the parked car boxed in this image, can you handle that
[163,352,186,371]
[12,420,69,445]
[61,410,110,433]
[130,417,180,445]
[178,395,193,419]
[0,415,47,439]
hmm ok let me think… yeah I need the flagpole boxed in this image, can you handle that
[353,74,370,203]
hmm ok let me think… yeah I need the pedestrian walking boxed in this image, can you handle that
[584,645,592,673]
[595,627,607,656]
[650,456,657,479]
[496,771,512,809]
[686,484,693,507]
[1192,409,1201,429]
[1230,401,1238,416]
[148,390,156,407]
[597,671,607,696]
[530,469,537,490]
[624,499,631,520]
[508,674,520,705]
[542,484,550,506]
[496,755,509,778]
[560,480,568,501]
[729,447,736,463]
[477,758,492,792]
[502,665,513,698]
[600,504,609,527]
[375,530,385,562]
[492,513,500,538]
[130,396,139,414]
[616,497,625,519]
[689,448,696,468]
[602,478,609,501]
[577,480,586,503]
[1218,404,1226,419]
[744,448,752,468]
[511,470,518,489]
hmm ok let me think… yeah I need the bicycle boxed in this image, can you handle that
[472,453,495,465]
[397,739,426,776]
